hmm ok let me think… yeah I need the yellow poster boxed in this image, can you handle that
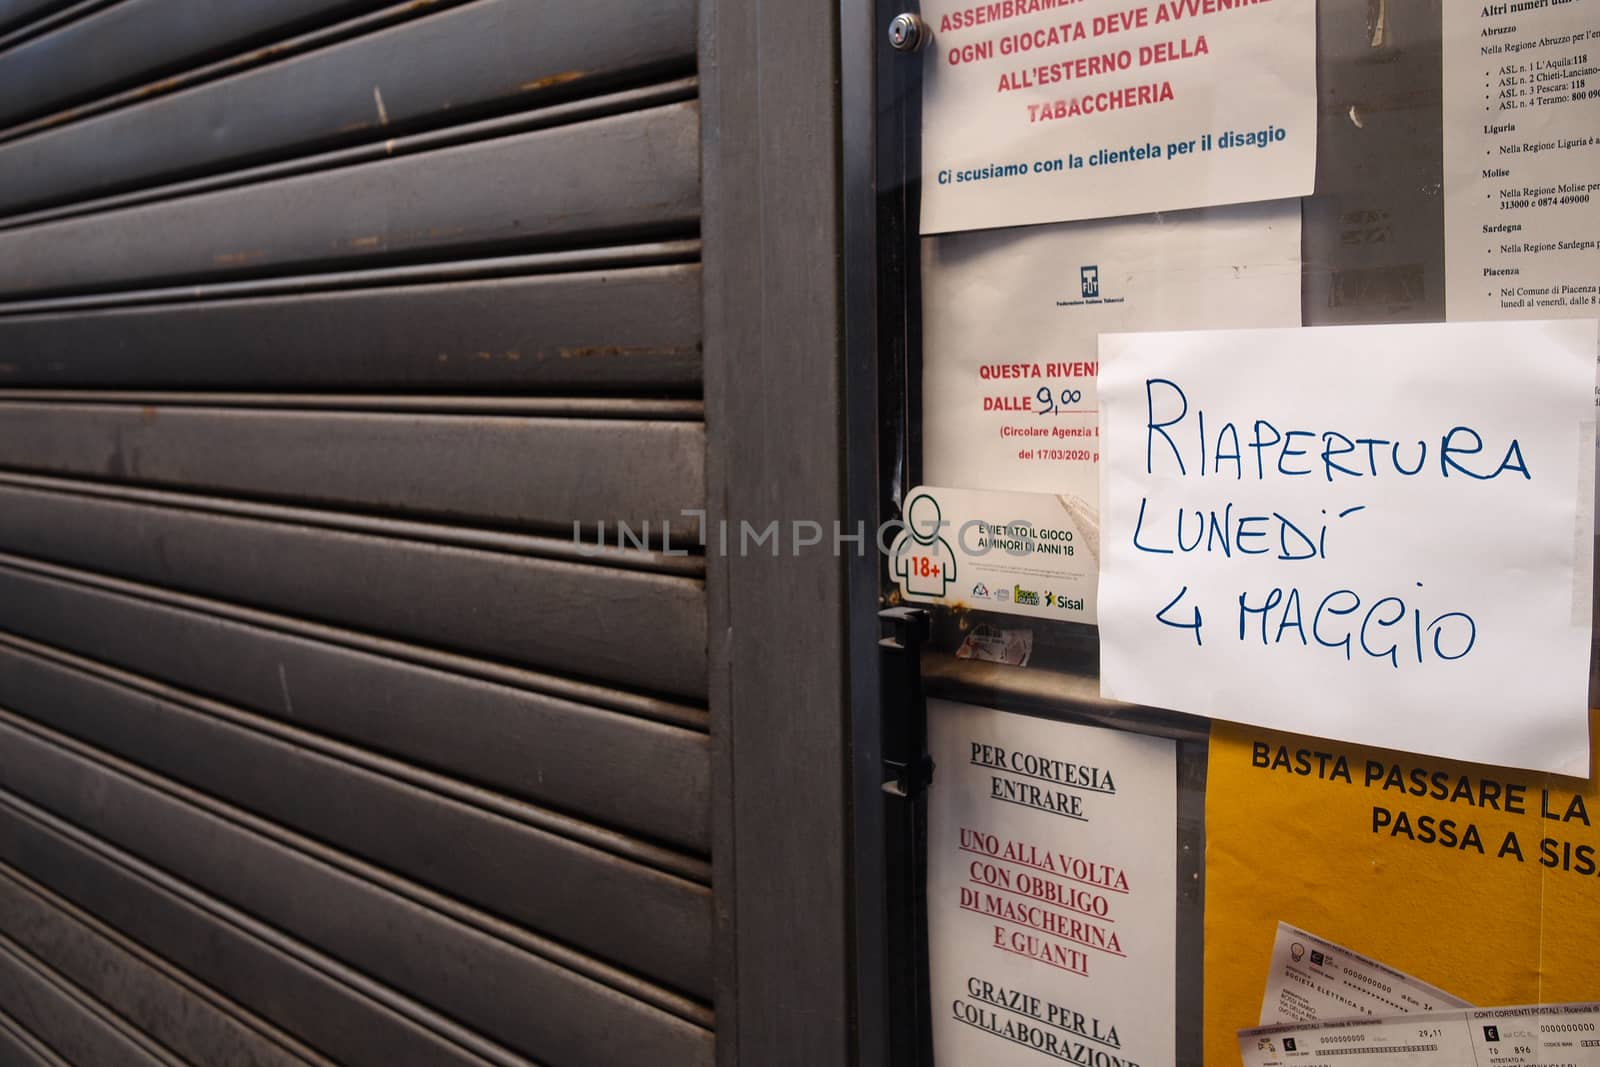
[1204,712,1600,1065]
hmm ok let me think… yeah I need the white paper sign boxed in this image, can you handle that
[1098,320,1597,774]
[1240,1003,1600,1067]
[928,699,1177,1067]
[918,0,1318,234]
[890,486,1099,622]
[1443,0,1600,321]
[923,200,1303,508]
[1259,923,1470,1026]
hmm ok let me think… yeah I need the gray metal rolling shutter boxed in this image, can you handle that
[0,3,714,1065]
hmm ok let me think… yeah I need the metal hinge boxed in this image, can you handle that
[879,606,933,798]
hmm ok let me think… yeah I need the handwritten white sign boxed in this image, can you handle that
[1098,320,1598,775]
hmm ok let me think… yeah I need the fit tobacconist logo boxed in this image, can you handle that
[1058,263,1127,308]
